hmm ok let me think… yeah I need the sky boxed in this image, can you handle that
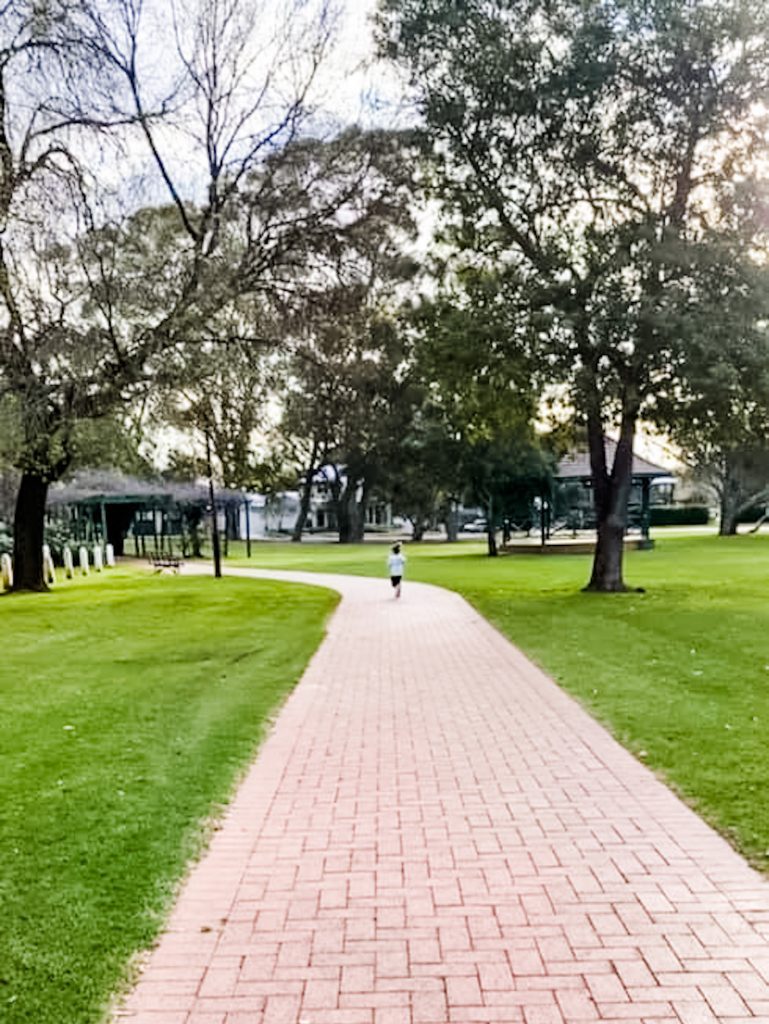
[329,0,397,121]
[105,0,411,213]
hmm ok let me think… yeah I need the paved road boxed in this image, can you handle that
[116,568,769,1024]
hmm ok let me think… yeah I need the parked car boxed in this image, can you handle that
[463,518,488,533]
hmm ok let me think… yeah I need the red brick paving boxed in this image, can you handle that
[114,569,769,1024]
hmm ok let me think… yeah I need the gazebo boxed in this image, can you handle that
[501,439,675,553]
[553,438,674,543]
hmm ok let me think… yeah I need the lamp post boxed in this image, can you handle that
[205,432,222,578]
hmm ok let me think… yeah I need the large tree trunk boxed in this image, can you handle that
[719,492,739,536]
[715,451,769,535]
[583,397,637,592]
[718,462,740,535]
[292,444,319,548]
[336,479,367,543]
[443,502,459,542]
[587,519,626,591]
[292,451,318,543]
[486,527,498,556]
[12,472,49,592]
[337,484,357,543]
[291,485,312,542]
[354,484,369,542]
[486,497,497,556]
[411,519,425,542]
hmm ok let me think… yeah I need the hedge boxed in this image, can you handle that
[649,505,710,526]
[738,503,768,524]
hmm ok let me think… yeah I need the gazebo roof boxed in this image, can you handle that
[47,469,244,507]
[556,439,672,481]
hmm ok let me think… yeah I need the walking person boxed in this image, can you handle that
[387,542,405,599]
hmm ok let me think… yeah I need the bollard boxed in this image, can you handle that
[42,544,56,585]
[1,552,12,590]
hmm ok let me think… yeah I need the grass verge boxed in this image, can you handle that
[224,534,769,871]
[0,569,337,1024]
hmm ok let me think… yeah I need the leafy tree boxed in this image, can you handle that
[281,349,342,543]
[386,408,462,541]
[149,120,419,543]
[0,2,142,589]
[160,337,274,492]
[463,437,552,555]
[279,177,419,543]
[284,295,418,543]
[650,252,769,535]
[0,0,407,589]
[0,387,152,540]
[0,393,20,524]
[378,0,769,589]
[710,449,769,534]
[409,272,543,554]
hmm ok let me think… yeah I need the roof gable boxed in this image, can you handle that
[556,438,672,480]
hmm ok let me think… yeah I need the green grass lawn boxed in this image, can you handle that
[6,537,769,1021]
[224,534,769,871]
[0,569,337,1024]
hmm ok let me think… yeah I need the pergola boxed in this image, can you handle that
[46,471,245,557]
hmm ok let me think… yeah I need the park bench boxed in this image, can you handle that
[148,555,183,574]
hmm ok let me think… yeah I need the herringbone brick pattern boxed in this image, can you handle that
[115,569,769,1024]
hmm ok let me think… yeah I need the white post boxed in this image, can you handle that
[1,553,12,590]
[42,544,56,585]
[79,546,90,575]
[93,545,103,572]
[63,546,74,578]
[105,543,115,567]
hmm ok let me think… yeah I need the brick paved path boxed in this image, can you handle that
[116,569,769,1024]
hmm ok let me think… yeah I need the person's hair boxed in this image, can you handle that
[392,543,401,553]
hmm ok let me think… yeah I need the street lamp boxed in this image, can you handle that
[205,431,222,578]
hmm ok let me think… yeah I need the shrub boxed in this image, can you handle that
[738,503,769,524]
[650,505,710,526]
[43,522,83,563]
[0,522,85,563]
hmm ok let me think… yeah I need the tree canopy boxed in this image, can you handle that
[0,0,415,588]
[378,0,769,588]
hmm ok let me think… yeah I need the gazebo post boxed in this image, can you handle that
[640,476,651,541]
[539,495,547,547]
[244,497,252,558]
